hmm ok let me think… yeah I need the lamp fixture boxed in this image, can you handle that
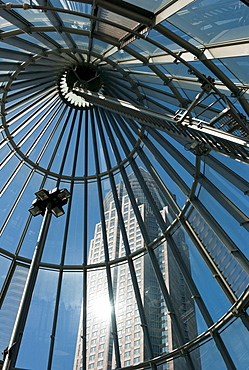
[28,188,71,218]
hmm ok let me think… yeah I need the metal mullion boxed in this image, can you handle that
[0,7,65,50]
[0,148,16,170]
[36,0,77,51]
[120,166,194,366]
[104,110,189,366]
[0,61,21,71]
[25,100,63,158]
[46,107,72,173]
[1,35,47,54]
[199,175,249,231]
[24,64,62,72]
[0,47,31,61]
[144,96,176,115]
[130,143,181,216]
[0,258,20,309]
[82,110,88,370]
[154,24,249,116]
[7,82,54,102]
[6,89,57,127]
[105,83,139,106]
[3,98,64,183]
[9,76,55,91]
[1,103,68,179]
[14,96,59,147]
[31,31,65,50]
[106,112,197,365]
[0,168,34,236]
[11,96,58,150]
[142,133,191,196]
[95,108,121,367]
[115,113,190,197]
[102,60,143,102]
[5,86,57,115]
[90,109,121,369]
[35,104,68,165]
[105,74,133,88]
[99,109,150,246]
[87,2,97,63]
[182,216,237,304]
[106,79,139,101]
[2,102,64,192]
[124,45,186,107]
[138,82,177,100]
[145,129,196,175]
[166,235,237,370]
[205,155,249,194]
[15,71,58,80]
[189,199,249,276]
[0,161,24,197]
[55,108,75,187]
[47,109,80,370]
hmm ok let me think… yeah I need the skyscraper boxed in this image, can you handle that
[74,169,200,370]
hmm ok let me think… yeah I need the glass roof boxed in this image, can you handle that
[0,1,249,370]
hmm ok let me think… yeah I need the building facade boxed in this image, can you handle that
[74,170,200,370]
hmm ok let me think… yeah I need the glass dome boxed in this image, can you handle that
[0,1,249,369]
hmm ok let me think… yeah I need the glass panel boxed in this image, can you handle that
[183,228,231,321]
[0,264,28,352]
[0,166,34,254]
[211,151,249,180]
[125,0,172,13]
[0,256,11,291]
[191,336,227,370]
[160,20,202,47]
[220,55,249,85]
[168,0,249,45]
[51,271,83,369]
[83,268,111,369]
[0,16,16,30]
[220,318,249,369]
[16,269,58,369]
[204,161,249,216]
[14,8,53,27]
[59,12,90,30]
[64,183,84,265]
[91,39,113,54]
[198,187,249,260]
[40,207,66,264]
[71,34,89,49]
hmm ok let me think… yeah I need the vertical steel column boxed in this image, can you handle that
[90,109,121,369]
[106,112,196,369]
[100,110,156,368]
[47,109,80,370]
[167,235,237,370]
[2,206,52,370]
[115,140,237,368]
[82,110,89,370]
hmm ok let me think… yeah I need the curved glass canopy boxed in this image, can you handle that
[0,1,249,369]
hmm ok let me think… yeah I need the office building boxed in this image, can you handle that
[73,170,200,369]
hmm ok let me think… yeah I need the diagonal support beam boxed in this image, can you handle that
[73,89,249,164]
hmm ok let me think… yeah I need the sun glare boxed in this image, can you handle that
[92,295,113,321]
